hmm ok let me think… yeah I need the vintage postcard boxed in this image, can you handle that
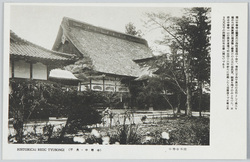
[2,3,248,159]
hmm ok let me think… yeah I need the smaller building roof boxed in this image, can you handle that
[49,69,78,80]
[10,30,76,63]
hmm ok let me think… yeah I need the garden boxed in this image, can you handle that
[8,79,209,145]
[9,113,209,145]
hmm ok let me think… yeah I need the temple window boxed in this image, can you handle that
[105,86,115,92]
[92,85,103,91]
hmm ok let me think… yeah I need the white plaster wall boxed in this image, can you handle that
[105,80,117,85]
[32,62,47,80]
[14,60,30,78]
[80,85,87,91]
[81,78,126,92]
[91,79,103,84]
[91,78,122,85]
[115,81,121,86]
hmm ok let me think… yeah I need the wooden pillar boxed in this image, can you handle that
[78,82,81,92]
[11,60,14,78]
[46,65,50,80]
[114,77,116,92]
[30,62,33,79]
[103,76,105,91]
[90,78,92,91]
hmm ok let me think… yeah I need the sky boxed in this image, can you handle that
[10,4,185,55]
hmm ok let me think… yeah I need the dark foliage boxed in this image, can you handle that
[9,80,103,142]
[192,93,210,111]
[170,117,209,145]
[57,91,103,134]
[9,79,62,142]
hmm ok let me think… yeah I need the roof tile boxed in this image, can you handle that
[10,30,76,61]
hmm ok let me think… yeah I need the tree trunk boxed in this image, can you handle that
[176,94,181,114]
[186,85,192,117]
[182,36,192,117]
[184,53,192,117]
[198,81,203,117]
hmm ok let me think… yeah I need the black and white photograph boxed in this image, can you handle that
[8,4,211,145]
[2,3,248,159]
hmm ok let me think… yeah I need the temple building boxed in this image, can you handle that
[52,17,154,93]
[9,30,77,84]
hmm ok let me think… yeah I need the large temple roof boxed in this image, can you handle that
[52,17,154,77]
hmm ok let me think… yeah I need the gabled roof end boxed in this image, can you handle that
[62,17,149,46]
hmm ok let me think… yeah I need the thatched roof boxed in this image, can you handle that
[10,30,76,65]
[52,17,153,77]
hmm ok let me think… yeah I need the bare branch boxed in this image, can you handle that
[170,70,187,95]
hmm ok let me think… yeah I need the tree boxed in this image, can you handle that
[125,22,142,37]
[155,54,186,114]
[145,7,211,116]
[187,8,211,116]
[140,53,187,114]
[145,12,192,116]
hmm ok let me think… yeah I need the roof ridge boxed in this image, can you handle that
[10,30,29,44]
[10,30,76,59]
[62,17,148,46]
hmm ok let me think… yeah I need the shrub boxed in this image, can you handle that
[110,123,141,145]
[9,79,60,143]
[59,91,103,138]
[9,80,104,143]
